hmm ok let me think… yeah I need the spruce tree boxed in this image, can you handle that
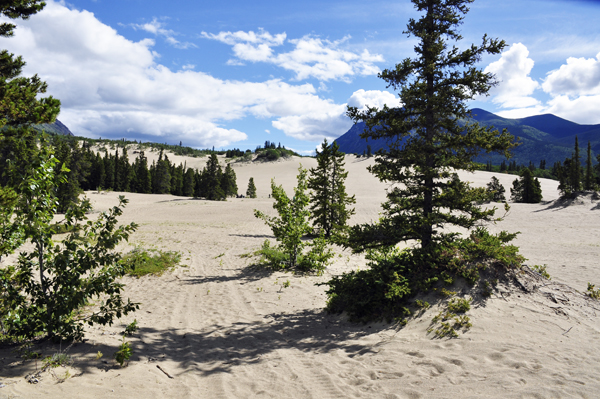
[486,176,506,202]
[152,150,171,194]
[308,139,356,239]
[221,163,238,197]
[203,154,225,200]
[183,167,196,197]
[569,136,581,192]
[345,0,515,253]
[584,141,594,191]
[246,177,257,198]
[510,168,542,203]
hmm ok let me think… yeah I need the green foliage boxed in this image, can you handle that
[308,139,356,240]
[246,177,257,198]
[113,338,132,367]
[324,228,523,324]
[121,248,181,278]
[531,264,550,280]
[123,319,138,336]
[586,283,600,300]
[254,166,332,273]
[447,297,471,313]
[43,352,73,369]
[221,163,238,197]
[0,146,139,341]
[486,176,506,202]
[511,168,543,203]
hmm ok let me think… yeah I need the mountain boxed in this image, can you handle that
[32,119,74,136]
[334,109,600,166]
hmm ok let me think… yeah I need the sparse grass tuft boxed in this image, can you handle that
[121,248,181,277]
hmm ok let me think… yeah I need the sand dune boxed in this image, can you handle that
[1,155,599,398]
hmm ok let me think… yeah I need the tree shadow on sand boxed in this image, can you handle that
[0,309,382,380]
[534,192,600,212]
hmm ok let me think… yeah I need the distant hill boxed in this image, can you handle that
[32,119,74,136]
[334,109,600,166]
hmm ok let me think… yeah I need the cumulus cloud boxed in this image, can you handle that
[542,52,600,97]
[347,89,399,111]
[484,43,540,109]
[130,17,196,49]
[202,29,384,82]
[0,1,361,146]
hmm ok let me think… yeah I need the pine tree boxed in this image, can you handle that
[133,151,151,193]
[246,177,257,198]
[308,139,356,239]
[510,168,542,203]
[152,150,171,194]
[345,0,515,253]
[221,163,238,197]
[183,167,196,197]
[203,154,225,200]
[486,176,506,202]
[569,136,581,192]
[584,141,594,190]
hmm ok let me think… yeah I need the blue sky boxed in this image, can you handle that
[2,0,600,153]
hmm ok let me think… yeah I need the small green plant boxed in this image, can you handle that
[531,264,551,280]
[587,283,600,299]
[214,253,225,259]
[447,297,471,313]
[439,288,457,298]
[415,299,430,309]
[96,351,103,360]
[123,319,138,336]
[113,339,132,367]
[121,248,181,277]
[43,352,73,369]
[283,280,291,289]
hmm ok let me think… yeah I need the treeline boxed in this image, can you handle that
[17,135,240,212]
[478,137,599,187]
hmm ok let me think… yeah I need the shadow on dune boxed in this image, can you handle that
[229,233,274,239]
[534,192,600,212]
[183,266,273,285]
[0,309,381,380]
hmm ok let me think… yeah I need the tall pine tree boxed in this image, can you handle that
[345,0,515,253]
[308,139,356,239]
[246,177,257,198]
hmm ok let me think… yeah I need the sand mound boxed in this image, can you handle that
[1,155,599,398]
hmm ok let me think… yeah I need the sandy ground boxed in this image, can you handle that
[1,155,599,398]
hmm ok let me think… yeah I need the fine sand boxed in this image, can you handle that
[1,155,599,398]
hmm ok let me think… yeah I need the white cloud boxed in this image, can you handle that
[202,30,384,82]
[347,89,398,111]
[0,1,360,147]
[484,43,540,109]
[542,52,600,97]
[130,17,196,49]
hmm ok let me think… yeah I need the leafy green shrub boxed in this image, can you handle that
[297,235,334,275]
[587,283,600,300]
[121,248,181,277]
[123,319,138,336]
[113,338,132,367]
[324,228,523,324]
[531,264,551,279]
[255,240,288,270]
[0,149,139,342]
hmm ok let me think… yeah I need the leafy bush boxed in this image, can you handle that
[254,166,332,274]
[0,152,139,342]
[324,228,523,324]
[587,283,600,300]
[121,248,181,277]
[113,338,132,367]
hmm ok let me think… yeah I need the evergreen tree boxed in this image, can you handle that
[345,0,515,253]
[584,141,595,190]
[133,151,151,193]
[246,177,257,198]
[308,139,356,239]
[103,149,114,190]
[183,167,195,197]
[569,136,581,192]
[486,176,506,202]
[170,163,184,196]
[510,168,542,203]
[221,163,238,197]
[152,150,171,194]
[203,154,225,200]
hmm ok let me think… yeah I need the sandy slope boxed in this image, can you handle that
[1,155,600,399]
